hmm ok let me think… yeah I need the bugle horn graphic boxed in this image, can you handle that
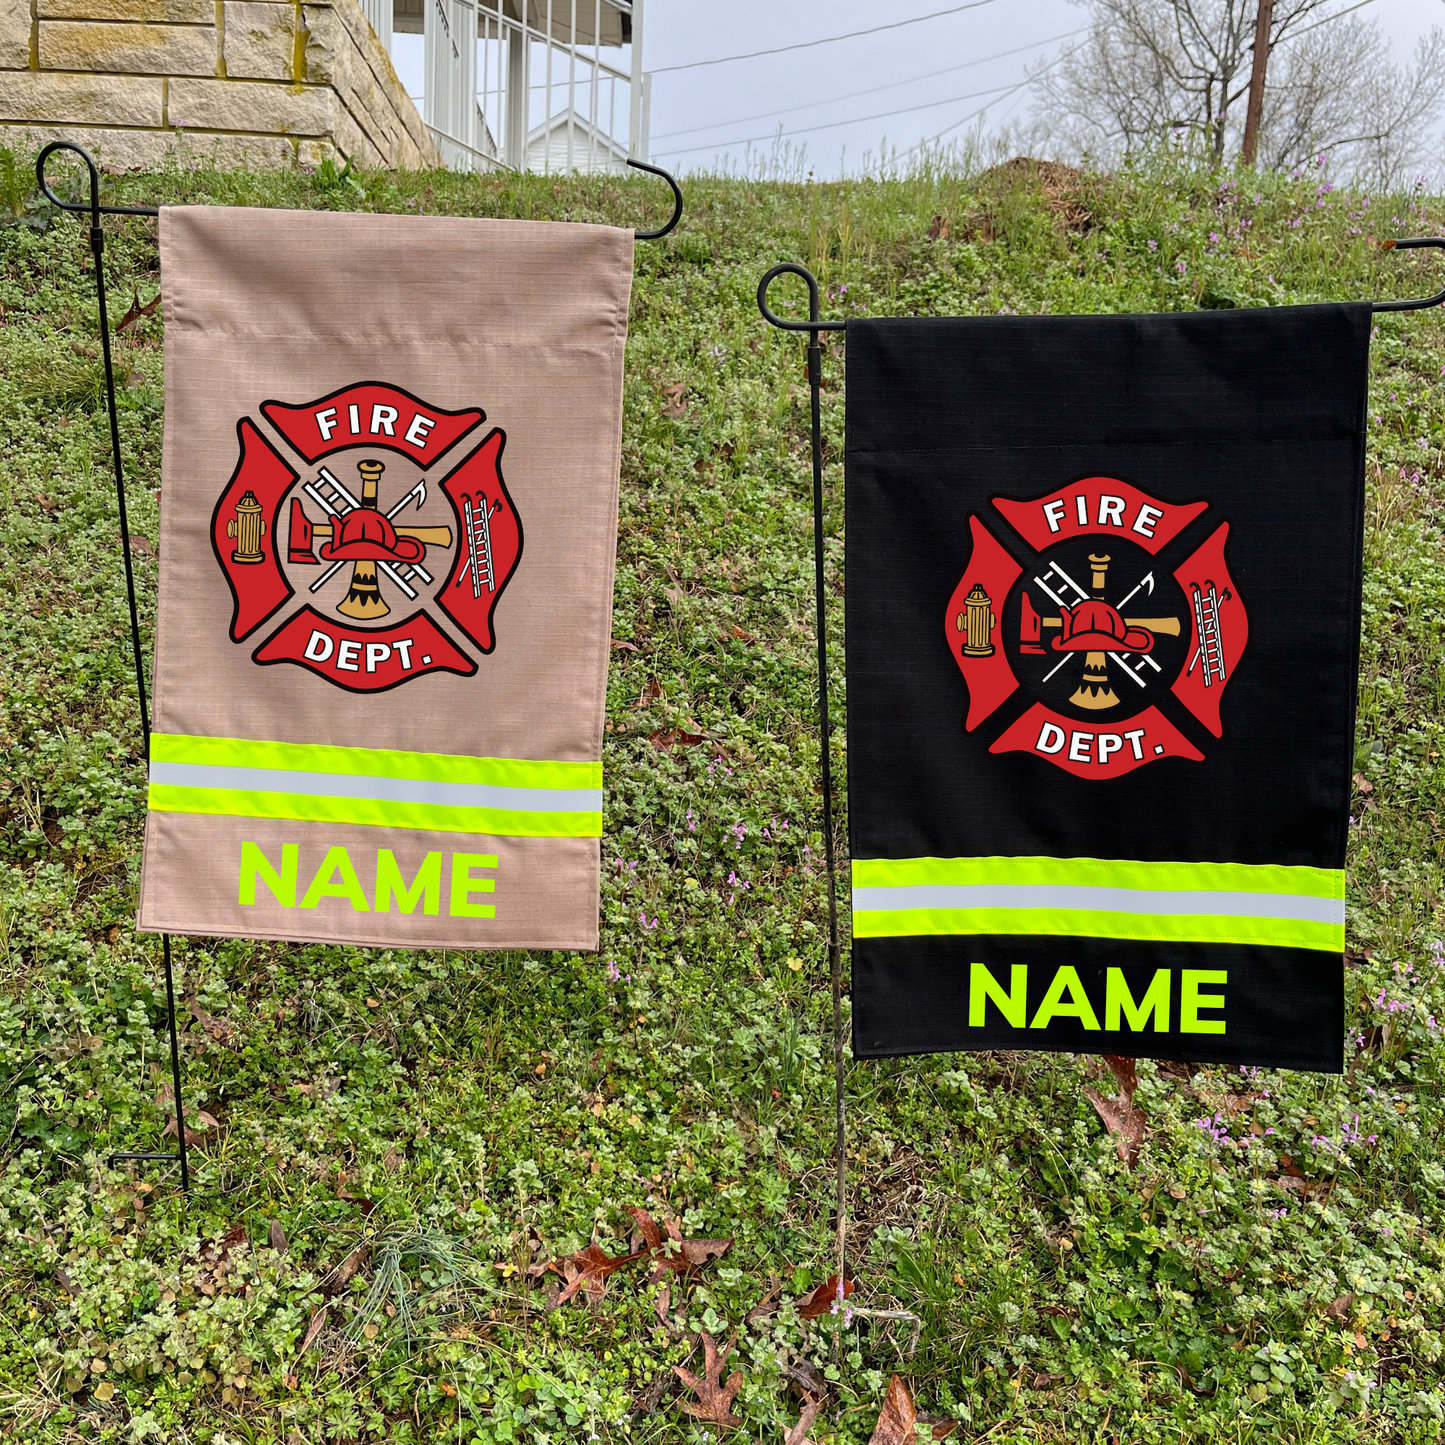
[337,459,389,621]
[1071,554,1117,710]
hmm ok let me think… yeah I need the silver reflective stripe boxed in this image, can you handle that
[148,761,603,815]
[850,883,1345,926]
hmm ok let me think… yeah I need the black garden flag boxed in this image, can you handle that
[845,305,1370,1072]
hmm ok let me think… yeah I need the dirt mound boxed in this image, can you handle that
[974,156,1100,233]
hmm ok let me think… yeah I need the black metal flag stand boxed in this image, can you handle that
[36,140,684,1196]
[757,237,1445,1336]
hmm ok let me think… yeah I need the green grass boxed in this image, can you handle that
[2,146,1445,1442]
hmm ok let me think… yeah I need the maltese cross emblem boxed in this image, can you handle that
[946,476,1248,779]
[211,382,522,693]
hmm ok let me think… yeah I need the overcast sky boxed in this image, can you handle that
[392,0,1445,177]
[642,0,1445,175]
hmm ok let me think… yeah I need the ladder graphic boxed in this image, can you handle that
[458,492,500,597]
[1187,581,1228,687]
[305,466,360,519]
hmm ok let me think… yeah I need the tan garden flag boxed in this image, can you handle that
[137,207,633,950]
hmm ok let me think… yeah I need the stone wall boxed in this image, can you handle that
[0,0,440,171]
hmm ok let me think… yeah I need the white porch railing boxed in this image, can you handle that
[360,0,646,174]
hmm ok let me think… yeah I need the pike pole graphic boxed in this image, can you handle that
[945,476,1248,779]
[210,382,523,693]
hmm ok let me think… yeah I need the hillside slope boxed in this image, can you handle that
[1,151,1444,1442]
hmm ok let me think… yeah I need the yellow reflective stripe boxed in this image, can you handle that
[150,732,599,793]
[852,854,1346,952]
[851,906,1342,952]
[147,784,600,839]
[147,732,602,837]
[852,855,1342,900]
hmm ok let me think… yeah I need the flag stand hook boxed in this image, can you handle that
[34,140,687,1199]
[756,264,848,1351]
[1372,239,1445,311]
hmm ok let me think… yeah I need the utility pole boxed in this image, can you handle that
[1241,0,1275,165]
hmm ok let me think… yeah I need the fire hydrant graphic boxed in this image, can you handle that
[959,582,996,657]
[227,490,266,565]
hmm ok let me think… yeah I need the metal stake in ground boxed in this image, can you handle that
[756,263,848,1359]
[35,141,190,1193]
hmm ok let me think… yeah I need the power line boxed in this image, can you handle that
[1279,0,1378,44]
[650,27,1086,142]
[903,40,1088,156]
[650,0,1003,74]
[902,75,1036,156]
[653,79,1030,158]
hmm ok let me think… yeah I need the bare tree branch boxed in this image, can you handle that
[1028,0,1440,178]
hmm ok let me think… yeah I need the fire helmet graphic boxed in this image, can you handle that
[945,476,1248,779]
[210,382,522,693]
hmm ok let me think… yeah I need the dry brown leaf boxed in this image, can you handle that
[1177,1363,1216,1397]
[779,1354,830,1401]
[648,727,703,751]
[1326,1292,1355,1321]
[268,1220,288,1253]
[797,1274,855,1320]
[194,1005,232,1041]
[784,1396,821,1445]
[745,1275,781,1324]
[191,1223,249,1296]
[674,1331,743,1433]
[297,1304,328,1360]
[868,1375,918,1445]
[1083,1086,1147,1168]
[634,1367,672,1415]
[1101,1054,1137,1097]
[162,1115,205,1149]
[627,1206,732,1283]
[327,1242,370,1295]
[544,1242,646,1307]
[115,291,160,333]
[654,1284,671,1323]
[1085,1057,1145,1168]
